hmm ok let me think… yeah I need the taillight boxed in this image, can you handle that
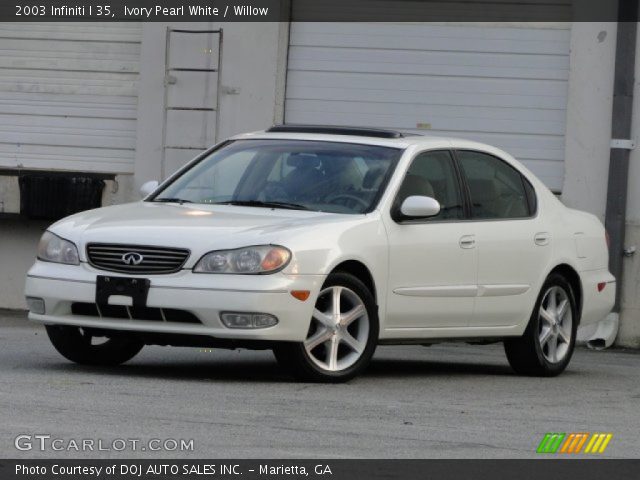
[605,231,610,250]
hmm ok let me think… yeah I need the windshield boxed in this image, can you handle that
[152,139,402,214]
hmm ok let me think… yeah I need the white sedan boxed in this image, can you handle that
[25,125,615,382]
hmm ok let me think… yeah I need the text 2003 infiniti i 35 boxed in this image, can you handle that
[25,125,615,382]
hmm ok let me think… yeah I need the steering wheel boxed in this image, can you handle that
[262,182,289,201]
[326,194,369,211]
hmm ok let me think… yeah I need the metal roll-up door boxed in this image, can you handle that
[285,21,571,192]
[0,22,142,174]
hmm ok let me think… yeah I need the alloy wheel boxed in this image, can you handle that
[538,286,573,363]
[304,285,369,372]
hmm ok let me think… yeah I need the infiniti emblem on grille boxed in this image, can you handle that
[122,252,144,265]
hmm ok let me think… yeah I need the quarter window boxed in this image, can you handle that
[457,150,533,219]
[394,150,464,220]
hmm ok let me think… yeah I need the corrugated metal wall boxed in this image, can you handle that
[285,23,571,191]
[0,22,142,174]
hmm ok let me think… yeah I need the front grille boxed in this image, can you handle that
[71,302,201,324]
[86,243,189,274]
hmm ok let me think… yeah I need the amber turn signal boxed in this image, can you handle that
[260,247,290,272]
[290,290,311,301]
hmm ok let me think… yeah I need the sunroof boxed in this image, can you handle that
[267,124,405,139]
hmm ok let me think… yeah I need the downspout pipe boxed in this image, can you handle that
[604,2,638,313]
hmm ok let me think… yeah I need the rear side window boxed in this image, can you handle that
[456,150,534,219]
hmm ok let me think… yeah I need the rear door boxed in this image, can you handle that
[455,150,551,327]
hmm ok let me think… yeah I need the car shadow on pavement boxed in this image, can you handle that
[367,358,514,377]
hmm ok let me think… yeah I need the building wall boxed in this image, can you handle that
[562,23,617,221]
[134,22,287,190]
[562,22,640,348]
[617,25,640,348]
[284,22,572,192]
[0,175,133,309]
[0,219,47,310]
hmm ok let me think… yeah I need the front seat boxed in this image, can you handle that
[396,174,436,206]
[362,167,385,191]
[281,155,324,199]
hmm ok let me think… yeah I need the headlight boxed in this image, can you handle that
[194,245,291,274]
[37,231,80,265]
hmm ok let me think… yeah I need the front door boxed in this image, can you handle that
[383,150,477,330]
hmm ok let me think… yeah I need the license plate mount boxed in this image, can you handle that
[96,276,150,308]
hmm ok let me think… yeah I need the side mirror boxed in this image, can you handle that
[139,180,159,198]
[400,195,441,219]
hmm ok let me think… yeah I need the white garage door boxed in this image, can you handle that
[0,22,142,174]
[285,23,571,192]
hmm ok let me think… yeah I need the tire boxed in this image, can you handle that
[504,273,578,376]
[45,325,144,366]
[273,272,379,382]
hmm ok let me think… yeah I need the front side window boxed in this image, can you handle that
[153,140,402,214]
[457,150,533,220]
[393,150,464,220]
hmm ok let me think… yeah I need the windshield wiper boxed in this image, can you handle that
[153,198,193,204]
[216,200,310,211]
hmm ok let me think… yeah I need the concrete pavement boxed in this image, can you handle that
[1,310,638,459]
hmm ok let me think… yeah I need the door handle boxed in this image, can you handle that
[534,232,550,246]
[459,235,476,249]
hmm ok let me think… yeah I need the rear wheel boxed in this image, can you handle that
[504,273,578,376]
[45,325,144,366]
[273,272,378,382]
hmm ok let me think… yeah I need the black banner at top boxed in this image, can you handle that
[1,0,637,22]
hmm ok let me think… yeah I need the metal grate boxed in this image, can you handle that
[86,244,190,274]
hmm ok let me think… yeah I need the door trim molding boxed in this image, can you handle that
[394,285,478,297]
[477,284,530,297]
[394,284,529,298]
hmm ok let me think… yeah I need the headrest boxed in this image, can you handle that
[399,174,435,199]
[362,167,385,189]
[287,154,321,168]
[468,178,499,202]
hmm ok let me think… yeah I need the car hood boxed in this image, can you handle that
[50,201,362,264]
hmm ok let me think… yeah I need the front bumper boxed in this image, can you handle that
[25,261,324,342]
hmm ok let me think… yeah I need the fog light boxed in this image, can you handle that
[220,312,278,329]
[26,297,45,315]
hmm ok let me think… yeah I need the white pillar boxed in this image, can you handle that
[562,22,617,222]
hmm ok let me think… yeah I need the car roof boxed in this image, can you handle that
[230,127,510,157]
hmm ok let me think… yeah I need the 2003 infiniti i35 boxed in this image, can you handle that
[25,125,615,382]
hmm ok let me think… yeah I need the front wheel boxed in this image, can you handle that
[504,273,578,376]
[273,272,379,382]
[46,325,144,366]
